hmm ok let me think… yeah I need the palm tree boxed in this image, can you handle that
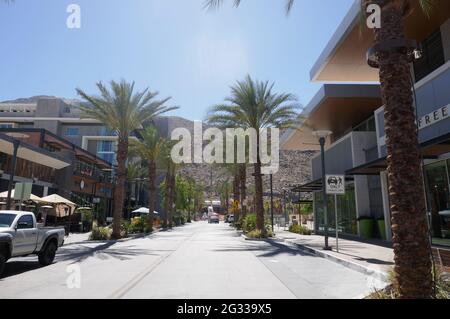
[77,80,177,239]
[207,0,435,299]
[159,140,178,228]
[208,75,299,234]
[130,126,166,230]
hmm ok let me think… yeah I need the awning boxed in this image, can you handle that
[0,133,71,169]
[292,177,354,193]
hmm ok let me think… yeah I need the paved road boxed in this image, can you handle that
[0,222,374,299]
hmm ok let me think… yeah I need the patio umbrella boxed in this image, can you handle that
[132,207,150,214]
[0,190,44,202]
[40,194,76,206]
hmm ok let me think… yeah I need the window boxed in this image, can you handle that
[99,152,115,165]
[414,29,445,82]
[65,127,79,136]
[17,215,34,229]
[0,123,14,129]
[97,141,113,152]
[353,116,376,132]
[425,161,450,247]
[0,213,16,227]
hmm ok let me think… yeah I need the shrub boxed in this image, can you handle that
[289,224,312,235]
[247,228,274,239]
[89,226,112,241]
[367,270,450,299]
[121,220,131,238]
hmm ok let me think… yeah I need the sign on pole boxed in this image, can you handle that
[325,175,345,253]
[14,182,33,201]
[325,175,345,195]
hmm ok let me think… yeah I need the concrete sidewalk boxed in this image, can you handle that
[273,227,394,282]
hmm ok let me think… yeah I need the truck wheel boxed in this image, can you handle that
[38,242,57,266]
[0,253,5,278]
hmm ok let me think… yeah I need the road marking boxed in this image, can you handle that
[107,231,197,299]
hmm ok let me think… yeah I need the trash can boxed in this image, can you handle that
[358,217,374,239]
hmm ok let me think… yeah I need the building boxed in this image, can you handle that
[0,128,115,218]
[0,97,119,165]
[283,1,450,252]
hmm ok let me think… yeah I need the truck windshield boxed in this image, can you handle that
[0,213,16,228]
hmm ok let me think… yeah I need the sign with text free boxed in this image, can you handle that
[325,175,345,195]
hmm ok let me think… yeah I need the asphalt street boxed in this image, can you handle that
[0,221,374,299]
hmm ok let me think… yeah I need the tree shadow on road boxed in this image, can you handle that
[213,239,319,258]
[56,241,159,264]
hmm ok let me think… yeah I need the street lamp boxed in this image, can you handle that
[270,174,274,232]
[313,130,333,251]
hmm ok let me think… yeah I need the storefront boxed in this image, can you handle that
[424,158,450,247]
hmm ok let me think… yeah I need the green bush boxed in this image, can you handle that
[89,226,112,240]
[247,228,274,239]
[289,224,312,235]
[121,220,131,238]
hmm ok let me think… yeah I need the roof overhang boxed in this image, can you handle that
[303,84,381,133]
[0,133,71,169]
[281,84,381,150]
[311,0,450,82]
[347,133,450,175]
[292,176,355,193]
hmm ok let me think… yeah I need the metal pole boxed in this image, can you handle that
[6,140,20,210]
[334,194,339,253]
[283,189,288,229]
[270,174,274,232]
[320,137,330,250]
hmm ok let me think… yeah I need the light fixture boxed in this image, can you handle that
[312,130,332,139]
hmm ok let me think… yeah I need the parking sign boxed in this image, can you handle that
[325,175,345,195]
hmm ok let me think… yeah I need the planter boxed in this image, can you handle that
[358,218,374,239]
[377,219,386,240]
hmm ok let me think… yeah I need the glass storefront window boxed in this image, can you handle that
[314,183,357,235]
[425,161,450,247]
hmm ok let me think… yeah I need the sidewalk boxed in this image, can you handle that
[63,232,91,245]
[273,227,394,282]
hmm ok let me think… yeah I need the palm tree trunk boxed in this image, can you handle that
[254,135,264,232]
[168,166,176,228]
[148,160,156,231]
[233,170,241,221]
[240,164,247,218]
[371,0,432,298]
[112,136,128,239]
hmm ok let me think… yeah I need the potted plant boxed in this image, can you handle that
[377,217,386,240]
[357,216,374,239]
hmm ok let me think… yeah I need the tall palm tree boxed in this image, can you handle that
[130,126,166,230]
[77,80,177,239]
[207,0,436,299]
[125,161,147,216]
[208,75,299,234]
[159,140,178,228]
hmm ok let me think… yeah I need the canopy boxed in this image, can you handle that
[40,194,76,206]
[0,190,44,202]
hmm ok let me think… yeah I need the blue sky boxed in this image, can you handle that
[0,0,354,120]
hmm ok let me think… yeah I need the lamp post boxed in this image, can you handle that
[6,140,20,210]
[313,130,332,251]
[270,174,274,232]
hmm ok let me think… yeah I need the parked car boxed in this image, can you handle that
[0,211,65,278]
[208,213,220,224]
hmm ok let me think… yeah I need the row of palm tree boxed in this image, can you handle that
[205,0,436,299]
[207,75,300,233]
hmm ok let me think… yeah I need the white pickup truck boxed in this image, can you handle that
[0,211,65,277]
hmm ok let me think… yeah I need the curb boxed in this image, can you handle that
[270,235,389,282]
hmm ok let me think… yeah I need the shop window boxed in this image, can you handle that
[414,29,445,82]
[425,161,450,246]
